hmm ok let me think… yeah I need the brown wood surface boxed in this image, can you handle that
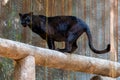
[0,38,119,78]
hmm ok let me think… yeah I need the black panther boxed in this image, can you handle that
[19,12,110,54]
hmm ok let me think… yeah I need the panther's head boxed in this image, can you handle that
[19,12,33,27]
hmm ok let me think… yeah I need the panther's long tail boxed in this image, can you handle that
[85,29,110,54]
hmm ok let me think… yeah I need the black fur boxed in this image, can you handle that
[19,12,110,54]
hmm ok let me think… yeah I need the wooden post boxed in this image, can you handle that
[14,56,35,80]
[110,0,118,78]
[110,0,118,62]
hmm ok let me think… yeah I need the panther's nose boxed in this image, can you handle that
[20,21,27,27]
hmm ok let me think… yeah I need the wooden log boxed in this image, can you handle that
[110,0,118,61]
[110,0,118,78]
[14,56,35,80]
[0,38,119,78]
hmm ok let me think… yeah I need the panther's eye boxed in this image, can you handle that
[24,16,31,24]
[25,16,30,20]
[25,17,28,20]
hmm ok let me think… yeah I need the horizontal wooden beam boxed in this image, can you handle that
[0,38,119,78]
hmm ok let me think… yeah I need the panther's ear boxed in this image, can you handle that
[19,13,22,17]
[28,12,33,15]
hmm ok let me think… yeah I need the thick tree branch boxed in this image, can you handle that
[0,38,119,78]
